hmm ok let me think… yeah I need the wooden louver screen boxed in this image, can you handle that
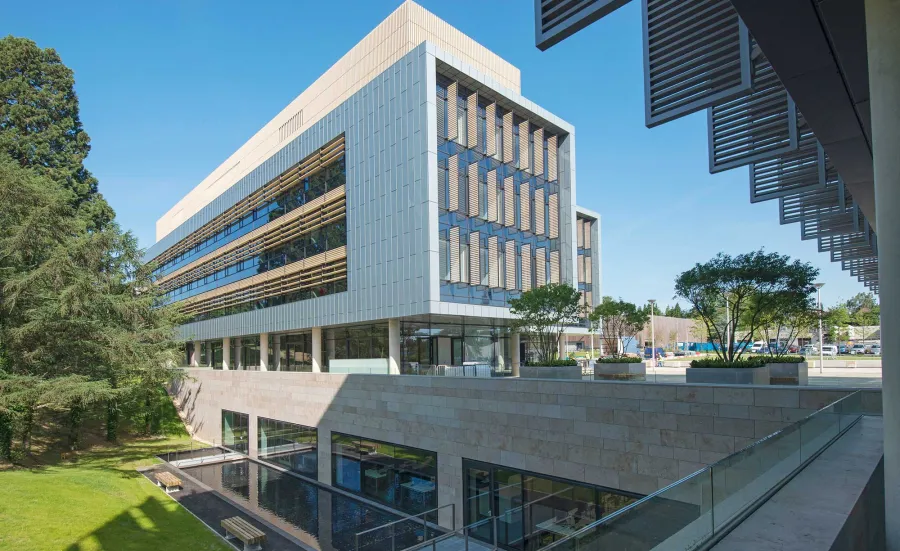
[521,244,532,291]
[467,92,478,149]
[488,236,499,288]
[547,135,558,182]
[485,103,496,156]
[504,177,515,227]
[577,255,585,283]
[503,111,514,163]
[487,170,497,222]
[520,181,531,232]
[469,231,481,285]
[533,128,544,175]
[534,188,545,235]
[549,194,559,239]
[585,256,592,284]
[447,81,458,140]
[468,162,479,217]
[448,155,459,211]
[550,250,560,284]
[584,220,592,248]
[518,120,530,170]
[505,240,516,290]
[450,226,460,282]
[535,247,546,287]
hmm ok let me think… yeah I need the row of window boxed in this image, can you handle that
[219,409,641,548]
[190,279,348,322]
[163,219,347,302]
[439,230,557,290]
[154,156,346,277]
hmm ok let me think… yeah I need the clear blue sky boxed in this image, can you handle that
[4,0,868,308]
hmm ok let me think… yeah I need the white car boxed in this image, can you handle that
[800,345,817,356]
[850,344,869,355]
[820,345,838,357]
[870,345,882,355]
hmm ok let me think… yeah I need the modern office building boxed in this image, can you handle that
[146,1,600,377]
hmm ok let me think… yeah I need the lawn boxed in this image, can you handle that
[0,407,232,551]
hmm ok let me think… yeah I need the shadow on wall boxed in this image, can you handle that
[169,379,206,439]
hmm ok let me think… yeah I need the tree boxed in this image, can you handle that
[844,292,880,328]
[751,292,817,359]
[0,155,185,455]
[0,36,113,229]
[674,250,819,364]
[823,305,851,343]
[588,297,649,359]
[664,303,689,318]
[509,284,583,364]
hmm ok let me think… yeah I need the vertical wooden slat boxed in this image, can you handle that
[534,188,545,235]
[519,120,530,171]
[585,256,592,284]
[584,220,592,248]
[447,81,458,140]
[521,244,532,291]
[535,247,546,287]
[520,181,531,232]
[450,226,460,282]
[505,240,516,290]
[549,193,559,239]
[469,231,480,285]
[437,91,446,139]
[550,250,560,284]
[503,111,514,163]
[448,155,459,211]
[467,92,477,149]
[487,170,497,222]
[577,219,584,247]
[504,176,515,227]
[533,128,544,175]
[488,236,499,288]
[585,291,592,309]
[468,162,479,217]
[486,103,496,156]
[577,255,585,283]
[547,134,558,181]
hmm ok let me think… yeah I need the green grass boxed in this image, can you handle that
[0,394,232,551]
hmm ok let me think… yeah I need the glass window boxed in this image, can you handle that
[258,417,318,476]
[332,432,437,516]
[222,409,249,454]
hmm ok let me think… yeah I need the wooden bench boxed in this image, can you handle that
[221,517,266,551]
[153,472,182,494]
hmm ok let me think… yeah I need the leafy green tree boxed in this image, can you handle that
[588,297,649,359]
[664,303,689,318]
[509,283,583,364]
[674,250,819,364]
[0,155,185,455]
[751,292,817,359]
[844,292,880,327]
[823,305,851,342]
[0,36,113,229]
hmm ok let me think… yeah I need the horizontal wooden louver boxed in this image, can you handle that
[502,111,514,163]
[533,128,544,175]
[468,162,479,217]
[467,92,478,149]
[520,181,531,232]
[487,170,498,222]
[448,154,459,211]
[450,226,460,282]
[549,193,559,238]
[505,241,516,290]
[534,188,545,235]
[152,135,345,267]
[439,237,448,281]
[447,81,458,140]
[644,0,751,127]
[518,120,530,170]
[535,247,546,287]
[486,103,496,156]
[488,237,499,288]
[585,291,593,309]
[181,247,346,316]
[469,231,481,285]
[504,177,515,227]
[521,244,532,291]
[547,135,558,181]
[550,250,560,284]
[160,187,347,291]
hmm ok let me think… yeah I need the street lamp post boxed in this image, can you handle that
[815,283,825,374]
[649,299,657,368]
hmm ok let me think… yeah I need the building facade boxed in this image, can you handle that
[147,1,600,376]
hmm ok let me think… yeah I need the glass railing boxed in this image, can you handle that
[354,503,454,551]
[538,390,870,551]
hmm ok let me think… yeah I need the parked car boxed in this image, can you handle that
[870,345,881,355]
[838,344,849,354]
[749,341,769,354]
[820,345,838,357]
[799,345,817,356]
[788,344,800,354]
[850,344,869,355]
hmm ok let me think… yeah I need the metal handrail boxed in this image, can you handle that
[354,503,455,551]
[537,390,868,551]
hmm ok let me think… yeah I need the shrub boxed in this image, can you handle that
[765,355,805,363]
[597,357,643,364]
[690,357,767,369]
[525,359,578,367]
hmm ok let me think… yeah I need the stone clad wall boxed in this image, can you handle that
[172,369,880,526]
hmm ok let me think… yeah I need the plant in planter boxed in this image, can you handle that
[588,298,649,380]
[509,284,583,379]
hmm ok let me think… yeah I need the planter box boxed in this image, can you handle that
[767,362,809,386]
[594,362,646,381]
[519,365,582,380]
[686,366,770,385]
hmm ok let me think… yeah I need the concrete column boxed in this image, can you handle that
[511,332,521,377]
[222,337,231,370]
[259,333,269,372]
[190,341,200,367]
[311,327,323,373]
[865,0,900,546]
[317,425,331,484]
[248,414,258,458]
[235,340,242,370]
[272,335,281,371]
[388,318,401,374]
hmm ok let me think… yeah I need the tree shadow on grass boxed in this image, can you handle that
[63,494,230,551]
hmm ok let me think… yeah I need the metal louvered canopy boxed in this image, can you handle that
[750,115,823,203]
[536,0,633,50]
[643,0,751,127]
